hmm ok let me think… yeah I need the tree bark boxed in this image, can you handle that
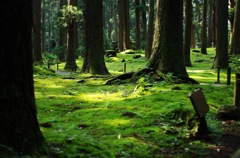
[229,0,240,55]
[141,0,147,49]
[135,0,141,50]
[64,0,78,71]
[183,0,192,66]
[214,0,229,69]
[32,0,42,62]
[148,0,188,77]
[145,0,154,58]
[58,0,67,62]
[81,0,110,75]
[201,0,207,54]
[0,1,45,155]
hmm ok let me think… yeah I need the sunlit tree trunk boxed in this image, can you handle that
[0,1,45,155]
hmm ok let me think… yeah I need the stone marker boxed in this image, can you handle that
[189,89,209,134]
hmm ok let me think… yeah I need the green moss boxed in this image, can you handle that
[34,48,236,157]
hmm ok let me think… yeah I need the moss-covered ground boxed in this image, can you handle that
[34,48,240,158]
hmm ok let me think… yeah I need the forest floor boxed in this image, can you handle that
[34,48,240,158]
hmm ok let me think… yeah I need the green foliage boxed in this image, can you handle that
[229,7,235,21]
[57,5,82,28]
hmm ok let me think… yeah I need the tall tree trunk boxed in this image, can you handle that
[229,0,240,54]
[0,1,45,155]
[64,0,78,71]
[141,0,147,49]
[184,0,192,66]
[191,24,196,48]
[207,0,213,47]
[201,0,207,54]
[123,0,131,50]
[118,0,124,51]
[59,0,67,62]
[81,0,110,75]
[148,0,188,77]
[214,0,229,68]
[41,0,46,53]
[145,0,154,58]
[33,0,42,62]
[135,0,141,50]
[229,0,236,45]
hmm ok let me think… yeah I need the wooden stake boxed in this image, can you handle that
[124,63,126,73]
[234,73,240,107]
[227,67,231,85]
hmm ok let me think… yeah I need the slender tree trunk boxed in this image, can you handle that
[64,0,78,71]
[0,1,45,155]
[214,0,229,68]
[135,0,141,50]
[191,24,196,48]
[141,0,147,49]
[201,0,207,54]
[145,0,154,58]
[41,0,46,53]
[208,0,213,47]
[229,0,236,45]
[118,0,124,51]
[229,0,240,54]
[123,0,131,50]
[33,0,42,62]
[148,0,188,77]
[184,0,192,66]
[82,0,110,75]
[59,0,67,62]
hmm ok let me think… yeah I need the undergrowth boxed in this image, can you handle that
[32,48,238,158]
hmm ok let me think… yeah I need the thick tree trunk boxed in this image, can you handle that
[64,0,78,71]
[229,0,240,55]
[145,0,154,58]
[183,0,192,66]
[214,0,229,69]
[0,1,45,155]
[82,0,110,75]
[135,0,141,50]
[148,0,188,77]
[201,0,207,54]
[32,0,42,62]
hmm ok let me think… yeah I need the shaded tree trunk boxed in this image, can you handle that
[135,0,141,50]
[191,24,196,48]
[118,0,131,51]
[0,1,45,155]
[214,0,229,68]
[207,0,214,47]
[229,0,236,45]
[81,0,110,75]
[58,0,67,62]
[141,0,147,49]
[33,0,42,62]
[229,0,240,55]
[41,0,46,53]
[183,0,192,66]
[145,0,154,58]
[147,0,188,77]
[64,0,78,71]
[201,0,207,54]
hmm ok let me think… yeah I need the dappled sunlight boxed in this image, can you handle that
[102,119,130,127]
